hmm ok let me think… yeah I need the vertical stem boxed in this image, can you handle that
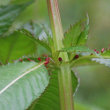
[58,64,74,110]
[47,0,74,110]
[47,0,64,51]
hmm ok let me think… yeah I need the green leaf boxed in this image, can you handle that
[63,16,89,48]
[0,62,49,110]
[63,21,82,48]
[76,16,89,46]
[19,28,52,57]
[101,50,110,57]
[0,31,37,64]
[70,51,110,68]
[20,29,51,53]
[0,0,30,5]
[11,0,32,4]
[71,71,79,93]
[61,46,94,53]
[70,56,99,67]
[0,1,32,36]
[23,22,53,48]
[28,70,78,110]
[82,50,110,68]
[23,23,43,38]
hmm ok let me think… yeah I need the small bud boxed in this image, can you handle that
[44,57,50,64]
[19,59,23,62]
[94,49,97,52]
[74,55,79,59]
[96,51,99,54]
[27,58,31,61]
[45,57,50,62]
[101,48,104,53]
[44,61,49,65]
[58,57,62,62]
[44,63,49,69]
[38,57,42,61]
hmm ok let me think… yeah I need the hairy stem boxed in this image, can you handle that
[47,0,74,110]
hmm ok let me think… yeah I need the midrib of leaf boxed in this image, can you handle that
[0,62,44,95]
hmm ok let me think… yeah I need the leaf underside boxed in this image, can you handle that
[92,58,110,67]
[0,62,49,110]
[70,51,110,68]
[28,71,78,110]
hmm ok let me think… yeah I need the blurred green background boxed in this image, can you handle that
[1,0,110,109]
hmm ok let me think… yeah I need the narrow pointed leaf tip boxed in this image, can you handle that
[64,21,82,48]
[76,15,89,45]
[63,16,89,48]
[0,62,49,110]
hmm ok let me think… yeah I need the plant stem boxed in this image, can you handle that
[47,0,74,110]
[58,64,74,110]
[47,0,64,51]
